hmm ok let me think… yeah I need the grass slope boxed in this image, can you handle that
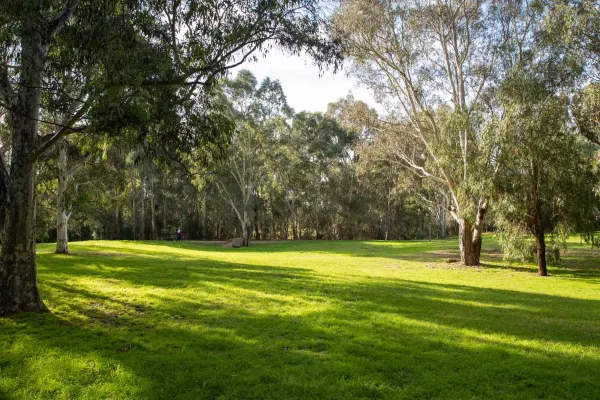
[1,238,600,399]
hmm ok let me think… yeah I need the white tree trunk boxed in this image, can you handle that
[56,144,69,254]
[151,180,156,240]
[151,195,156,240]
[131,177,137,240]
[141,179,145,240]
[56,210,69,254]
[439,202,447,239]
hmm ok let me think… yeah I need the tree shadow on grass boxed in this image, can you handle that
[476,250,600,282]
[39,248,317,290]
[36,246,600,349]
[3,244,600,399]
[3,274,600,399]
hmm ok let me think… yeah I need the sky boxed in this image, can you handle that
[232,49,381,114]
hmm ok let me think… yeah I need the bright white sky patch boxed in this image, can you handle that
[232,49,381,115]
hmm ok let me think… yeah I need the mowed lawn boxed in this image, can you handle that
[2,238,600,399]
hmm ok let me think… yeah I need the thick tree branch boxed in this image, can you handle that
[33,100,90,159]
[67,152,94,180]
[0,151,9,203]
[46,1,78,42]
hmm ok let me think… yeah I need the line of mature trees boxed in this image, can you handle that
[2,0,600,315]
[35,73,452,248]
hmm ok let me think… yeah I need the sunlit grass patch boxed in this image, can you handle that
[2,237,600,399]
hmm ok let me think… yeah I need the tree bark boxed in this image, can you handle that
[141,179,145,240]
[472,201,487,262]
[242,210,249,247]
[0,119,40,315]
[151,189,156,240]
[531,169,547,276]
[439,198,447,239]
[162,197,167,238]
[291,203,297,240]
[0,22,48,314]
[535,230,547,276]
[131,177,137,240]
[385,187,391,240]
[56,144,69,254]
[114,206,120,239]
[268,193,276,240]
[315,204,319,240]
[254,197,260,240]
[0,155,45,314]
[459,220,478,266]
[456,198,488,266]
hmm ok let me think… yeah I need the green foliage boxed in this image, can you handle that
[546,222,573,265]
[0,0,343,171]
[495,223,536,266]
[573,82,600,146]
[495,220,572,267]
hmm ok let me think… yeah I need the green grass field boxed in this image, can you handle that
[1,237,600,399]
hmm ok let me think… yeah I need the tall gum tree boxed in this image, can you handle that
[0,0,341,314]
[55,139,91,254]
[215,71,292,246]
[334,0,498,265]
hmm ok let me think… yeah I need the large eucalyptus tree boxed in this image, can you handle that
[334,0,499,265]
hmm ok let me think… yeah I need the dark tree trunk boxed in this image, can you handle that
[202,199,207,239]
[472,202,486,261]
[0,156,45,314]
[459,220,478,266]
[162,198,167,238]
[0,21,48,314]
[535,230,547,276]
[114,206,120,239]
